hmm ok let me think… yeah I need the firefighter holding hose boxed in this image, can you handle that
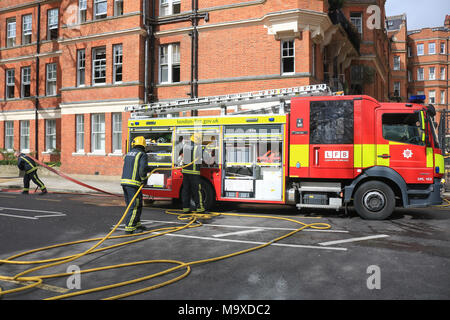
[120,136,151,234]
[14,151,47,195]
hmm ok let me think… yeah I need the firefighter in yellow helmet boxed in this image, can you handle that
[120,136,150,234]
[181,132,206,213]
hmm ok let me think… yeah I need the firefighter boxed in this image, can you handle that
[120,136,151,234]
[181,132,207,214]
[14,152,47,195]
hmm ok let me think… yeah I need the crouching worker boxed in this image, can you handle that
[15,151,47,195]
[120,136,151,234]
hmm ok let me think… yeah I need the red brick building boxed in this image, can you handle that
[0,0,396,175]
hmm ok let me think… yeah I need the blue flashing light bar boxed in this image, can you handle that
[408,95,426,103]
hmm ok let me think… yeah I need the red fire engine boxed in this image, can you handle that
[126,85,444,220]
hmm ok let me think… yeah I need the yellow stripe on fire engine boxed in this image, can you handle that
[129,115,286,127]
[426,147,434,168]
[435,153,444,173]
[289,145,309,168]
[376,144,390,166]
[354,144,376,168]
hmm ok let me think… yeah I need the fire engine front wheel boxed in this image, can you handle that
[354,181,395,220]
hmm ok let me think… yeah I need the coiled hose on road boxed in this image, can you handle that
[0,162,332,300]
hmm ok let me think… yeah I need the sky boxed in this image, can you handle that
[385,0,450,30]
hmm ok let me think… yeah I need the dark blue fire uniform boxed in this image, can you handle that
[17,153,47,194]
[120,145,150,233]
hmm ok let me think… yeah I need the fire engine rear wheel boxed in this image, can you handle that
[183,178,216,211]
[354,181,395,220]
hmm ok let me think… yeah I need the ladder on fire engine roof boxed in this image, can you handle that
[126,84,333,119]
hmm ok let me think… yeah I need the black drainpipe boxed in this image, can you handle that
[34,3,41,159]
[190,0,199,115]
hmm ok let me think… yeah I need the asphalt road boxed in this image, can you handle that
[0,191,449,304]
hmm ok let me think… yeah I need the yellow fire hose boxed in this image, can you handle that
[0,162,332,300]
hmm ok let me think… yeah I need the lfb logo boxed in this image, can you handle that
[325,150,349,160]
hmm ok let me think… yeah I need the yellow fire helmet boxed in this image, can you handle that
[132,136,146,148]
[190,132,203,144]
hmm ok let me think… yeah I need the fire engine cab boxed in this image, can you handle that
[126,85,444,220]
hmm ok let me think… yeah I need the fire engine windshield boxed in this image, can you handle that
[382,113,425,146]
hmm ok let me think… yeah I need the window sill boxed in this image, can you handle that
[72,152,86,156]
[42,151,58,155]
[87,152,106,156]
[108,152,123,157]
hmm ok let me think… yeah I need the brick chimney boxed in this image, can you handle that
[445,15,450,27]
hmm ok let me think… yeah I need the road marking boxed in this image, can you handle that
[318,235,389,246]
[0,207,63,214]
[212,228,264,238]
[0,213,38,220]
[151,232,347,251]
[0,279,69,294]
[142,219,348,233]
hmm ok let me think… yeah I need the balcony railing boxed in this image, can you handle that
[328,9,361,53]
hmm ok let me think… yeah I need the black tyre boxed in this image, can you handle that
[354,181,395,220]
[183,178,216,211]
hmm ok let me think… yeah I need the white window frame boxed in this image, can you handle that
[428,42,436,55]
[75,114,85,153]
[281,39,295,75]
[112,113,122,153]
[22,14,32,45]
[6,18,16,47]
[4,121,14,151]
[21,66,31,98]
[429,90,436,104]
[20,120,30,153]
[114,0,124,16]
[350,12,363,35]
[417,67,424,81]
[45,119,57,152]
[429,67,436,80]
[417,43,424,56]
[91,113,105,153]
[79,0,87,23]
[6,69,15,99]
[407,46,412,57]
[160,0,181,17]
[440,42,446,54]
[77,49,86,86]
[92,47,106,85]
[440,67,446,80]
[46,63,57,96]
[408,70,412,82]
[393,82,400,97]
[94,0,108,19]
[47,8,59,40]
[441,90,445,105]
[393,56,400,70]
[113,44,123,83]
[159,43,180,84]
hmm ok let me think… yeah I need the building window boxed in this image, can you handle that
[429,67,435,80]
[45,119,56,151]
[79,0,87,23]
[4,121,14,151]
[112,113,122,153]
[417,43,424,56]
[6,18,16,47]
[92,47,106,84]
[441,67,446,80]
[159,43,180,83]
[160,0,181,17]
[77,49,86,86]
[393,82,400,97]
[46,63,57,96]
[21,66,31,98]
[428,42,436,55]
[113,44,123,83]
[281,40,295,74]
[91,114,105,152]
[47,8,59,40]
[429,90,436,104]
[94,0,108,19]
[76,114,85,152]
[440,42,446,54]
[20,120,30,152]
[407,46,412,57]
[441,90,446,105]
[393,56,400,70]
[408,70,412,82]
[114,0,124,16]
[417,67,424,81]
[350,12,363,35]
[6,69,15,99]
[22,14,32,45]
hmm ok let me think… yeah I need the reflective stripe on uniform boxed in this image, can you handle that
[120,179,142,187]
